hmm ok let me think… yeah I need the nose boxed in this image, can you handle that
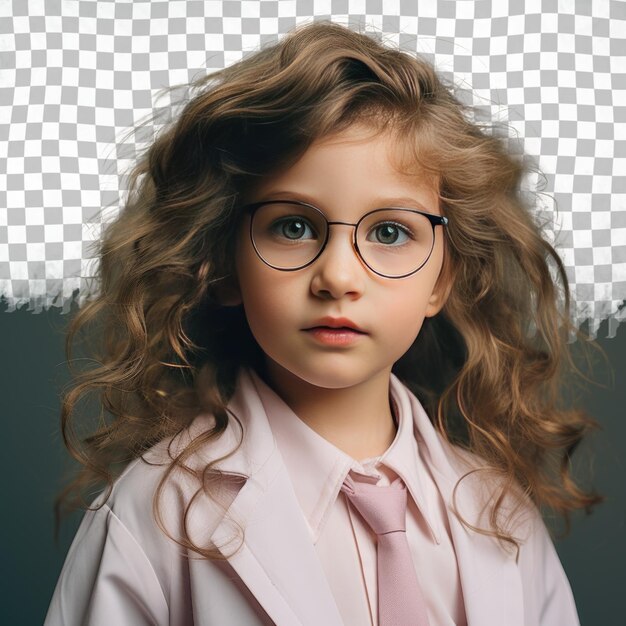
[309,225,367,300]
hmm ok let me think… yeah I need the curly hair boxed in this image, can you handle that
[54,20,605,561]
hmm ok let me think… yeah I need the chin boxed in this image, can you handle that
[298,372,363,390]
[272,357,391,392]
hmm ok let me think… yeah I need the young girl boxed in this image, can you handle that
[46,20,603,626]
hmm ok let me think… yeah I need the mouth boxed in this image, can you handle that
[305,326,367,334]
[303,317,367,334]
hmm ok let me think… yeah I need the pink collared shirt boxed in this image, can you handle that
[253,372,467,626]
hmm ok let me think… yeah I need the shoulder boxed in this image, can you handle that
[76,409,247,579]
[431,435,546,545]
[45,414,246,626]
[446,443,580,622]
[92,371,272,558]
[100,412,242,545]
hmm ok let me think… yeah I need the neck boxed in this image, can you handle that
[259,361,398,460]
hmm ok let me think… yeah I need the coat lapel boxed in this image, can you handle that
[397,377,525,626]
[193,370,344,626]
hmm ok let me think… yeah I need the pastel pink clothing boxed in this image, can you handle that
[256,372,466,625]
[45,369,581,625]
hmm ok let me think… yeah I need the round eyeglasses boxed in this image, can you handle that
[243,200,449,279]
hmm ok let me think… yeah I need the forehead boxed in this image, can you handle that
[249,124,440,209]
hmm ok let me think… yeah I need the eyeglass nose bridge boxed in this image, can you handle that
[327,220,359,228]
[314,219,367,272]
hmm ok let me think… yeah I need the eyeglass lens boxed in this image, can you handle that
[251,202,436,277]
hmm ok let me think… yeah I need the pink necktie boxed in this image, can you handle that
[341,474,431,626]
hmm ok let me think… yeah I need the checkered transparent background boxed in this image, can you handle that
[0,0,624,337]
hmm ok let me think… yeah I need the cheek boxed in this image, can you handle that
[390,300,426,338]
[381,285,434,341]
[236,260,299,333]
[245,290,284,330]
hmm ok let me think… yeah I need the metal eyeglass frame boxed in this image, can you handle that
[243,199,449,279]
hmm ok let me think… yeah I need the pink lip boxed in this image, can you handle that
[303,327,365,346]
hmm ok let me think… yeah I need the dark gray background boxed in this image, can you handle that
[1,297,624,626]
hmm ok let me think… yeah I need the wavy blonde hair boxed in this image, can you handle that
[55,20,606,561]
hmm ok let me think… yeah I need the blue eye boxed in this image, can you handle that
[367,222,412,245]
[271,216,317,240]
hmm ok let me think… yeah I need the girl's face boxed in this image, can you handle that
[233,124,452,392]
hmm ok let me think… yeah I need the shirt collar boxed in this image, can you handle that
[249,370,442,545]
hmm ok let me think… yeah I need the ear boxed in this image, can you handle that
[213,275,242,307]
[424,257,455,318]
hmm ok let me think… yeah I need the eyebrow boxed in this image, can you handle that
[259,190,437,213]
